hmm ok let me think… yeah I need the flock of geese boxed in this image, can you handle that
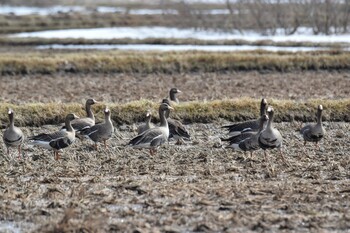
[2,88,325,161]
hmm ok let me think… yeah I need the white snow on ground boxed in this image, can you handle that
[36,44,346,52]
[12,26,350,43]
[0,5,85,15]
[0,5,226,15]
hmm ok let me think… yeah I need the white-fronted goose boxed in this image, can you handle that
[80,107,114,150]
[162,98,191,144]
[169,87,182,104]
[29,113,79,160]
[222,98,267,137]
[3,109,24,159]
[300,105,326,149]
[128,103,173,155]
[224,114,269,157]
[137,110,154,134]
[61,98,97,132]
[258,106,288,165]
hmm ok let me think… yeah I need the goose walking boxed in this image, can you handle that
[128,103,173,155]
[223,114,269,158]
[162,98,191,144]
[169,88,182,104]
[258,106,288,165]
[137,110,154,134]
[3,109,24,159]
[61,98,97,133]
[222,98,268,137]
[80,108,114,150]
[300,105,325,150]
[29,113,79,160]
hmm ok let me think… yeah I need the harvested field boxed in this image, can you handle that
[0,71,349,103]
[1,121,350,232]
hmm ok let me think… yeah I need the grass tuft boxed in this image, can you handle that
[0,50,350,75]
[0,98,349,127]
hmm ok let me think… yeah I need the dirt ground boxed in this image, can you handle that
[0,71,349,104]
[0,120,349,232]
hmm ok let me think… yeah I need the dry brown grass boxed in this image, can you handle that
[1,37,349,48]
[0,99,349,127]
[0,50,350,75]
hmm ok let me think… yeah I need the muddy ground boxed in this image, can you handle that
[0,120,349,232]
[0,71,349,104]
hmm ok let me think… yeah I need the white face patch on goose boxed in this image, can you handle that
[267,106,273,112]
[319,105,323,110]
[104,109,110,113]
[8,109,13,114]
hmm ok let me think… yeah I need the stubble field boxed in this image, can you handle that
[0,69,349,232]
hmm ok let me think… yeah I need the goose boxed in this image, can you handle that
[137,110,154,134]
[61,98,97,133]
[162,98,191,144]
[169,87,182,104]
[223,114,269,158]
[300,105,325,149]
[3,109,24,159]
[80,107,114,150]
[222,98,267,137]
[29,113,79,160]
[258,106,288,165]
[128,103,173,155]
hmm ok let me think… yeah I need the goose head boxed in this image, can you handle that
[66,113,79,121]
[104,107,111,117]
[160,103,174,112]
[8,108,13,116]
[170,88,181,95]
[146,110,152,118]
[86,98,98,106]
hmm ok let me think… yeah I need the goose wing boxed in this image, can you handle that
[128,128,166,147]
[222,119,259,135]
[61,117,94,132]
[167,118,190,139]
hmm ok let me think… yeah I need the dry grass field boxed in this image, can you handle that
[0,69,349,232]
[1,120,350,232]
[0,6,350,229]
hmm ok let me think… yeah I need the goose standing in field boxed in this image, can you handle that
[162,98,191,144]
[29,113,79,160]
[223,114,269,158]
[3,109,24,159]
[222,98,268,137]
[80,107,114,150]
[169,87,182,104]
[137,110,154,134]
[61,98,97,134]
[128,103,173,155]
[258,106,289,165]
[300,105,325,149]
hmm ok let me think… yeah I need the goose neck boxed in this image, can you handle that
[159,108,168,127]
[65,118,74,132]
[317,110,323,125]
[86,103,94,120]
[9,113,14,128]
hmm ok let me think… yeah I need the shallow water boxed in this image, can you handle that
[36,44,342,52]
